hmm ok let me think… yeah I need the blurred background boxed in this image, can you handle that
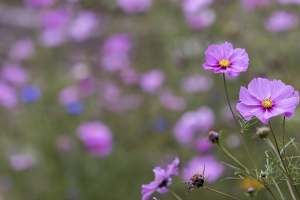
[0,0,300,199]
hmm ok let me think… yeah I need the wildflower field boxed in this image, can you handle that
[1,0,300,199]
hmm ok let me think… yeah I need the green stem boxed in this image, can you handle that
[217,143,247,170]
[170,190,182,200]
[204,186,239,200]
[222,73,257,169]
[269,120,300,199]
[265,186,279,200]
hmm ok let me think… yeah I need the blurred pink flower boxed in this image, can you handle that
[40,8,71,29]
[118,0,152,14]
[68,12,100,42]
[182,0,213,14]
[181,75,213,93]
[159,89,186,111]
[173,106,215,144]
[195,137,213,153]
[278,0,300,5]
[264,11,298,32]
[9,153,36,171]
[1,64,29,86]
[77,121,113,157]
[0,82,18,109]
[182,156,224,183]
[58,86,79,106]
[56,136,73,152]
[140,70,165,93]
[101,34,132,72]
[118,68,140,85]
[100,83,141,113]
[241,0,271,11]
[185,9,216,30]
[9,38,35,61]
[24,0,55,8]
[40,28,67,47]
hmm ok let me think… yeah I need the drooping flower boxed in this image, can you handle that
[236,78,299,124]
[264,11,298,33]
[77,121,113,157]
[141,157,179,200]
[182,156,224,183]
[203,42,249,77]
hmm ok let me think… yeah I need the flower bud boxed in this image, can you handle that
[256,127,269,139]
[260,172,266,178]
[247,187,255,197]
[208,131,219,144]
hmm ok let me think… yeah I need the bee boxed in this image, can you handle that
[182,166,209,194]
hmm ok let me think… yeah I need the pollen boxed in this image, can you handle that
[262,99,273,108]
[218,59,230,68]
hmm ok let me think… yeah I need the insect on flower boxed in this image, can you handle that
[182,165,209,194]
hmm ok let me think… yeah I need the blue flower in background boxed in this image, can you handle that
[20,85,41,103]
[154,117,169,132]
[66,101,84,115]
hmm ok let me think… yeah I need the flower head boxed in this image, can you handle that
[236,78,299,124]
[264,11,298,33]
[203,42,249,77]
[141,157,179,200]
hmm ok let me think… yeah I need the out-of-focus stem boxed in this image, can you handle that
[170,190,182,200]
[204,186,239,200]
[217,143,247,170]
[222,73,257,169]
[269,121,300,199]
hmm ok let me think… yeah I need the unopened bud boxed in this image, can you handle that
[208,131,219,144]
[256,127,269,139]
[260,172,266,178]
[247,187,255,197]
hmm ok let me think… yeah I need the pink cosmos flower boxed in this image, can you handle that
[118,0,152,14]
[141,157,179,200]
[77,121,113,157]
[236,78,299,124]
[182,156,224,183]
[173,106,215,144]
[9,38,35,61]
[140,70,165,93]
[264,11,298,33]
[184,9,216,30]
[1,64,29,86]
[203,42,249,77]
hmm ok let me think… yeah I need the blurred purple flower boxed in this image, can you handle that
[101,34,132,72]
[0,82,18,109]
[203,42,249,77]
[182,0,213,14]
[278,0,300,5]
[159,89,186,111]
[40,28,67,47]
[100,83,141,113]
[241,0,271,11]
[1,64,29,86]
[20,85,41,103]
[77,77,95,97]
[181,75,213,93]
[173,106,215,144]
[9,153,36,171]
[264,11,298,33]
[182,156,224,183]
[185,9,216,30]
[236,78,299,124]
[118,68,140,85]
[24,0,55,8]
[140,70,165,93]
[40,8,71,29]
[58,86,79,106]
[68,12,100,42]
[77,121,113,157]
[195,137,213,153]
[141,157,179,200]
[118,0,152,14]
[9,38,35,61]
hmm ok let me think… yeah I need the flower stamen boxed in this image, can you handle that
[219,59,230,68]
[262,99,273,108]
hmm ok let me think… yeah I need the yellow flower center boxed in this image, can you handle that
[219,59,230,68]
[262,99,273,108]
